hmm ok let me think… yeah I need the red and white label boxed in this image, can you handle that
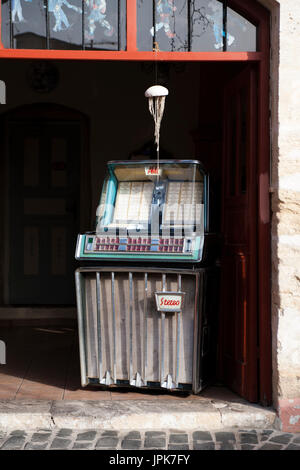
[145,167,162,176]
[155,293,184,312]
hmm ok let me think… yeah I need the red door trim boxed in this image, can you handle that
[127,0,137,52]
[257,14,272,406]
[0,49,263,61]
[0,0,272,404]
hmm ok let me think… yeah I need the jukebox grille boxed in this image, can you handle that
[75,269,203,390]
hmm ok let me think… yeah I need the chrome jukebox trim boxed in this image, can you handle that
[74,266,214,393]
[75,271,88,387]
[96,272,103,382]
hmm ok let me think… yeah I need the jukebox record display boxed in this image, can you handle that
[113,181,154,222]
[76,160,209,263]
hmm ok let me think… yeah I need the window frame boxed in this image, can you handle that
[0,0,268,61]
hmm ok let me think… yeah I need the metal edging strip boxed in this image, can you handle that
[111,271,117,384]
[75,271,88,386]
[143,272,148,385]
[175,274,182,387]
[160,273,166,387]
[96,272,103,382]
[192,271,202,393]
[129,272,133,384]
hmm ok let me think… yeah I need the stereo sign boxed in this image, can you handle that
[155,292,185,313]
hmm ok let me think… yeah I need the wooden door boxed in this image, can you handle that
[219,65,258,402]
[8,121,81,305]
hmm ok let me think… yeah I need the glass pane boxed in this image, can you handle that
[137,1,258,53]
[137,0,188,52]
[1,0,126,50]
[96,161,205,238]
[1,0,10,48]
[84,0,126,51]
[191,0,224,51]
[49,0,83,50]
[11,0,47,49]
[227,7,256,52]
[137,0,152,51]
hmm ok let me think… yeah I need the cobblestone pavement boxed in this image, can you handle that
[0,428,299,450]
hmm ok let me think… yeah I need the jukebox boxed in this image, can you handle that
[75,160,218,393]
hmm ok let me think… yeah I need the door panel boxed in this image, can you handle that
[219,66,258,402]
[8,121,80,305]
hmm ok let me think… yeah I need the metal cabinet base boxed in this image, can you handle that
[75,266,218,394]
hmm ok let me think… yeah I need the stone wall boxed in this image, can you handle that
[259,0,300,431]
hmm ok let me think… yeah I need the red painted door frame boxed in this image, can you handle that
[0,0,272,404]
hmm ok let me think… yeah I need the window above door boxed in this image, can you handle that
[0,0,268,59]
[0,0,127,50]
[137,0,257,53]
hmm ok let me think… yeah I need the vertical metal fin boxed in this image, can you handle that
[129,272,133,384]
[160,274,166,387]
[175,274,182,387]
[111,271,117,384]
[96,272,102,382]
[143,273,148,385]
[75,271,88,386]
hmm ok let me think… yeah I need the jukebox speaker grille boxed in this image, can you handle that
[75,268,208,392]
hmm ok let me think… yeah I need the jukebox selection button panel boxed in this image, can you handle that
[84,235,194,255]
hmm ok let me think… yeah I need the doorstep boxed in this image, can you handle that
[0,397,276,432]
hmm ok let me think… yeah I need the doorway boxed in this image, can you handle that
[0,59,271,405]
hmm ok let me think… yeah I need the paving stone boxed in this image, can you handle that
[101,431,118,437]
[260,430,274,441]
[269,433,292,444]
[218,442,235,450]
[124,431,141,439]
[239,429,257,433]
[31,432,51,443]
[259,443,283,450]
[1,436,26,450]
[241,444,256,450]
[144,437,166,448]
[293,436,300,444]
[168,444,189,450]
[76,431,97,441]
[215,432,236,442]
[169,433,188,444]
[285,443,300,450]
[193,442,215,450]
[240,432,258,444]
[121,440,142,450]
[56,429,73,438]
[73,442,94,450]
[145,431,165,438]
[261,429,274,437]
[25,442,48,450]
[50,438,72,449]
[10,430,27,436]
[192,431,212,441]
[96,437,118,448]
